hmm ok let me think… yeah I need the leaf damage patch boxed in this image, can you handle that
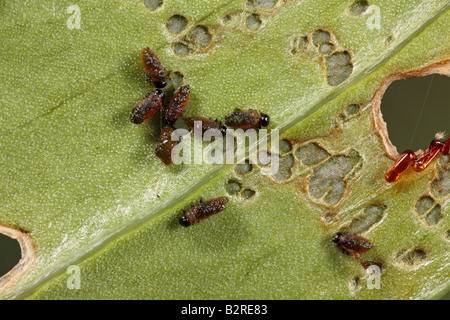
[290,28,354,86]
[371,60,450,159]
[0,224,35,294]
[394,248,429,269]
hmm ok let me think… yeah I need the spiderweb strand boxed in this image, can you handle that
[409,74,435,149]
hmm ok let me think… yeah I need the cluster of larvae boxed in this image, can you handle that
[131,48,270,165]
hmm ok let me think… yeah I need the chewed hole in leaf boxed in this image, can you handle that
[325,51,354,86]
[294,142,329,166]
[0,225,36,292]
[172,42,194,57]
[247,0,279,11]
[414,195,435,215]
[349,275,363,296]
[225,179,242,195]
[348,0,369,16]
[234,160,253,176]
[271,154,294,182]
[143,0,163,11]
[222,14,232,24]
[241,188,256,201]
[394,248,428,268]
[307,151,362,206]
[384,35,394,46]
[166,14,188,34]
[430,165,450,199]
[345,104,361,116]
[245,13,262,30]
[291,35,309,54]
[338,104,362,125]
[319,42,335,55]
[346,204,386,234]
[190,25,213,49]
[424,204,443,226]
[312,29,331,47]
[380,74,450,152]
[278,139,293,154]
[0,234,21,277]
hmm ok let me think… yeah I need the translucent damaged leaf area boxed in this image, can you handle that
[0,0,449,299]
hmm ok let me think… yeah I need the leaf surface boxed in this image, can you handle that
[0,0,449,299]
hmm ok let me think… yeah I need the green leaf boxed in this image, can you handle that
[0,0,449,299]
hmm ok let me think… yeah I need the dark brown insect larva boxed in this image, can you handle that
[155,126,179,165]
[224,109,270,129]
[183,116,227,136]
[163,85,190,125]
[179,197,229,227]
[141,47,167,88]
[130,89,164,124]
[332,232,374,268]
[332,232,373,254]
